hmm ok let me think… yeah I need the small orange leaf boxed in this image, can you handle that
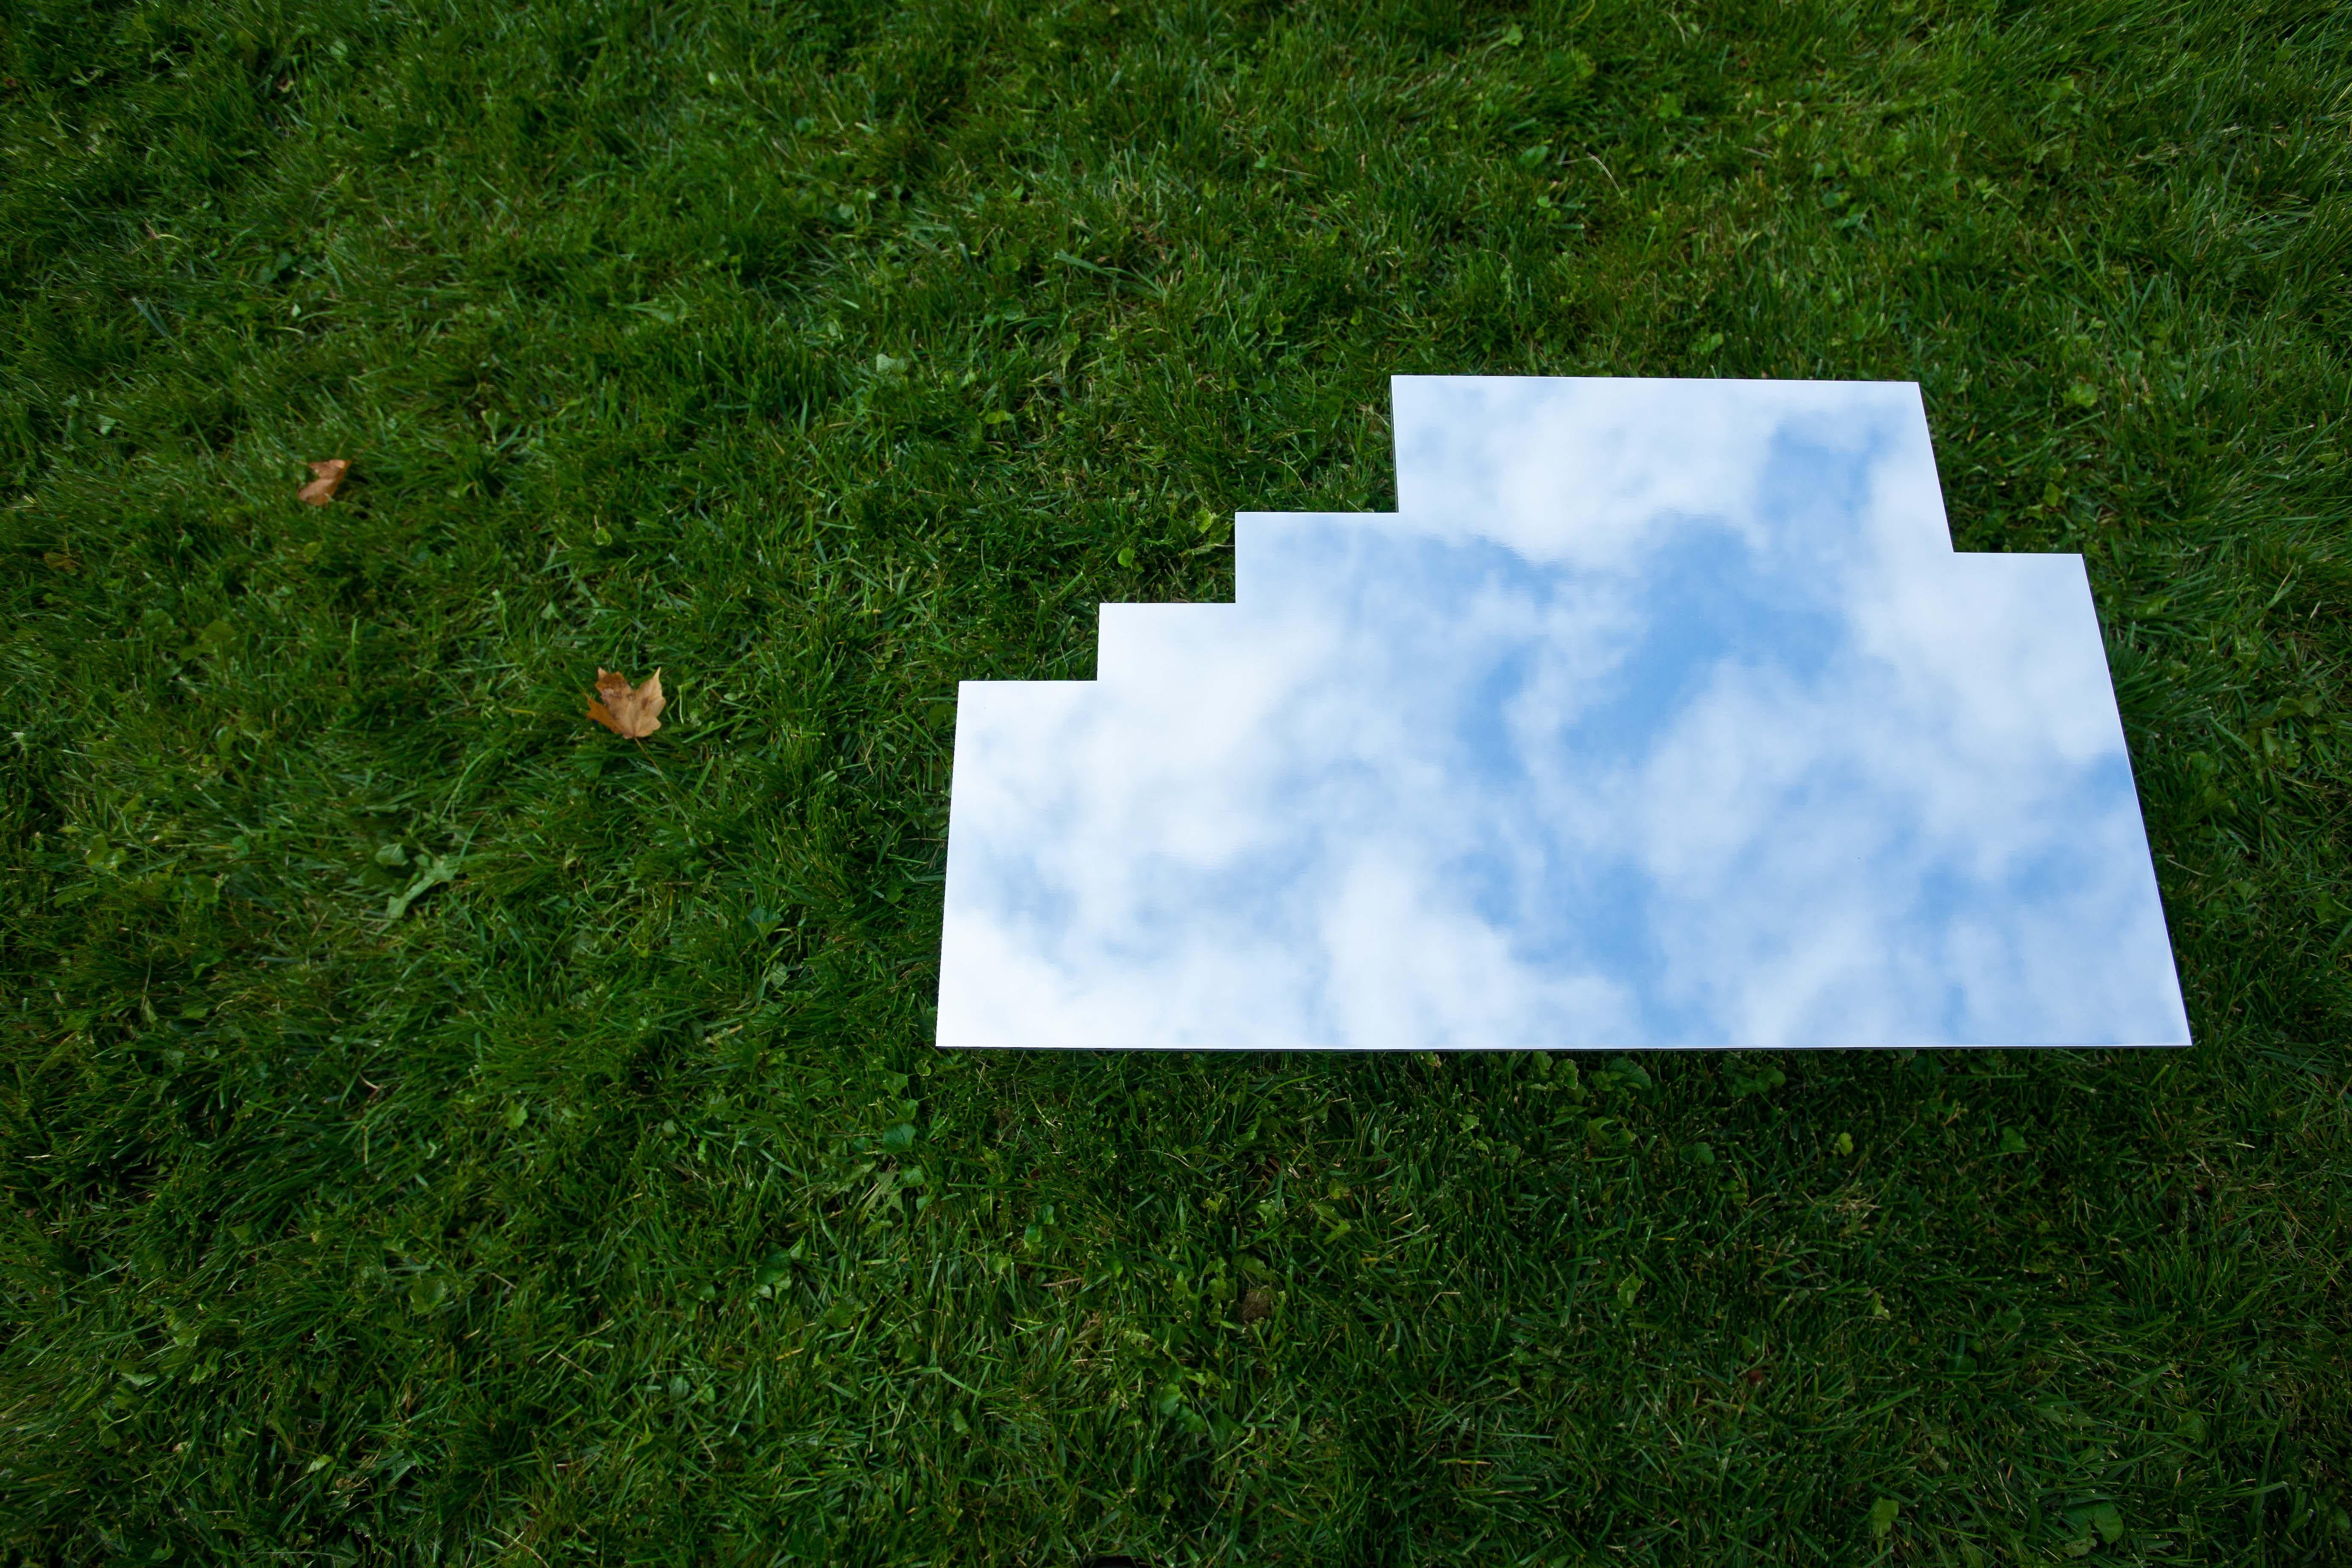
[298,458,350,506]
[586,668,666,739]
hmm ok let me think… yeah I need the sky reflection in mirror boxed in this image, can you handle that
[940,377,2188,1051]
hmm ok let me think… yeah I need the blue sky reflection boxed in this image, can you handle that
[939,377,2188,1051]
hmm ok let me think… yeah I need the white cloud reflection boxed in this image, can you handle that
[938,378,2189,1051]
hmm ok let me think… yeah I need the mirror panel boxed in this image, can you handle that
[941,378,2188,1051]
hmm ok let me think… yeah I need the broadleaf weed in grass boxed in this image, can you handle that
[2,0,2349,1562]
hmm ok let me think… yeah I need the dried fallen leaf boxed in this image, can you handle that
[587,668,666,739]
[298,458,350,506]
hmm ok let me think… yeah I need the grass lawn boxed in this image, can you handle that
[4,0,2349,1560]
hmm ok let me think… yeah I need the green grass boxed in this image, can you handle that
[2,0,2348,1560]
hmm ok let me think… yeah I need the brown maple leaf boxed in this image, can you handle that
[298,458,350,505]
[587,668,666,739]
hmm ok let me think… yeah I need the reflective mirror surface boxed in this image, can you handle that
[940,377,2189,1051]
